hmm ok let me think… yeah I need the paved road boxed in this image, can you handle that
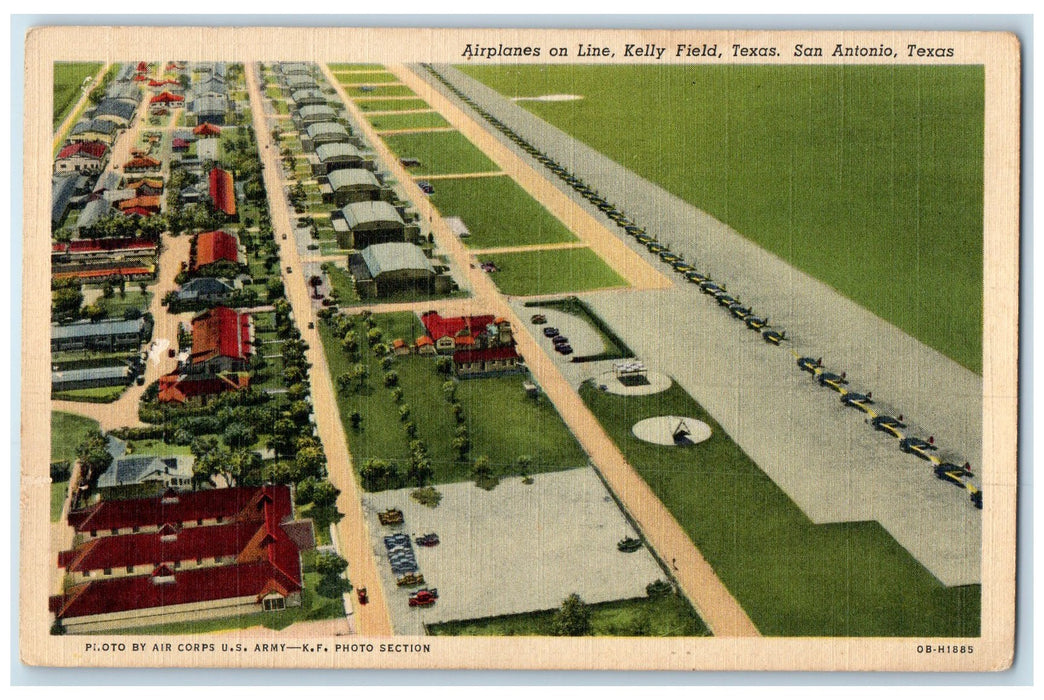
[417,65,983,586]
[246,63,395,636]
[330,63,759,637]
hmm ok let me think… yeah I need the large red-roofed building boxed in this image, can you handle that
[193,122,221,137]
[420,311,513,354]
[55,141,108,174]
[158,306,253,403]
[190,230,244,271]
[51,485,314,633]
[208,167,237,217]
[149,91,184,107]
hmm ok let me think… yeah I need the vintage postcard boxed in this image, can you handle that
[20,25,1020,671]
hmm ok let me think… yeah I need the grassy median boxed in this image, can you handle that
[480,247,627,296]
[427,174,577,248]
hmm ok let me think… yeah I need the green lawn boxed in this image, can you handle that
[51,481,69,522]
[336,71,398,84]
[368,111,450,131]
[355,98,431,113]
[578,380,980,637]
[53,61,102,129]
[427,175,577,249]
[481,247,627,296]
[324,264,361,304]
[345,84,415,98]
[51,411,100,463]
[382,131,498,176]
[319,312,587,486]
[462,65,985,373]
[428,593,708,637]
[51,385,127,403]
[96,291,152,318]
[122,439,194,457]
[328,63,385,72]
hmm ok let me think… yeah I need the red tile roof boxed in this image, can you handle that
[57,141,108,160]
[415,336,433,347]
[122,207,156,217]
[52,266,153,281]
[420,311,495,341]
[157,372,249,403]
[453,346,521,364]
[117,195,161,212]
[124,155,161,170]
[52,238,157,255]
[189,306,252,365]
[49,558,301,621]
[52,486,305,622]
[208,167,236,216]
[59,486,293,573]
[126,178,163,191]
[192,230,240,269]
[136,61,149,72]
[149,91,184,104]
[172,138,189,149]
[68,486,279,535]
[193,122,221,136]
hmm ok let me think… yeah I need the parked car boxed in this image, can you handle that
[408,588,439,607]
[357,587,368,605]
[542,327,559,338]
[417,181,435,195]
[530,314,547,324]
[555,344,574,355]
[415,533,440,547]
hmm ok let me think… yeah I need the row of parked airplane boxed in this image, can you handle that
[424,64,982,511]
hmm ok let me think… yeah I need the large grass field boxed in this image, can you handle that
[319,312,587,485]
[461,65,985,373]
[381,131,497,176]
[53,61,102,129]
[428,593,709,637]
[335,70,398,84]
[368,111,451,131]
[51,411,100,463]
[355,98,431,113]
[578,380,980,637]
[480,247,627,296]
[427,175,577,249]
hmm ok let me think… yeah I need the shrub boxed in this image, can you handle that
[646,579,673,598]
[410,486,443,508]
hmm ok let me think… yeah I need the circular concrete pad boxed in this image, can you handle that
[595,369,671,396]
[632,416,712,446]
